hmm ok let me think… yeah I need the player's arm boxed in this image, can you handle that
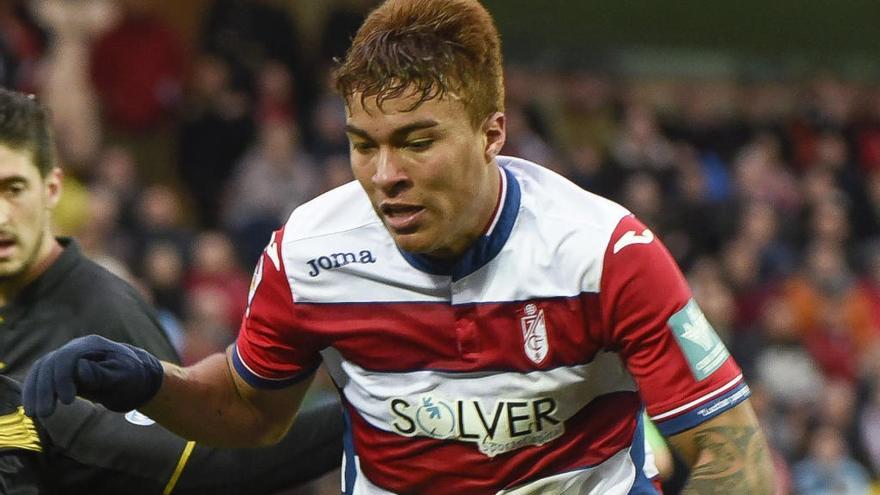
[140,349,314,448]
[22,339,313,449]
[124,226,317,448]
[668,399,774,494]
[25,227,321,449]
[600,214,774,493]
[5,369,341,493]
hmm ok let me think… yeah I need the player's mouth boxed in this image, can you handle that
[380,202,425,233]
[0,237,17,258]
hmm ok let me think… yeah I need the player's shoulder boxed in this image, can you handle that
[64,252,146,308]
[282,180,380,244]
[501,156,630,238]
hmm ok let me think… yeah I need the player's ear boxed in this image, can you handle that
[482,112,505,163]
[44,167,63,209]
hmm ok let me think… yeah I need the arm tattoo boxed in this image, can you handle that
[680,424,774,494]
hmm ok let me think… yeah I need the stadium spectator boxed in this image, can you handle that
[309,92,350,162]
[31,0,111,169]
[184,231,250,333]
[855,88,880,174]
[222,118,320,263]
[553,70,617,158]
[223,118,319,225]
[565,142,613,197]
[180,285,237,365]
[0,0,45,93]
[199,0,316,144]
[752,294,825,407]
[858,372,880,477]
[318,152,354,193]
[131,183,193,265]
[23,1,775,493]
[817,380,862,454]
[782,239,867,373]
[89,0,183,132]
[792,424,871,495]
[139,240,187,321]
[75,185,127,265]
[255,61,298,126]
[664,144,730,267]
[790,75,856,170]
[611,102,677,175]
[178,54,255,228]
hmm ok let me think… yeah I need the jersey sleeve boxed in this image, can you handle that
[599,215,749,436]
[233,226,322,389]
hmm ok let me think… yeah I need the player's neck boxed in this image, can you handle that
[435,164,502,259]
[0,236,62,306]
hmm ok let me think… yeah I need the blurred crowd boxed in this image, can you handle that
[3,0,880,494]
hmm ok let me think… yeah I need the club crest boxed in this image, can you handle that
[520,303,549,364]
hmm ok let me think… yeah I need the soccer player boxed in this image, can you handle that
[23,1,776,493]
[0,88,342,493]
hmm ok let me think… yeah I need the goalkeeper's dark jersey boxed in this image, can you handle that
[0,238,179,380]
[0,239,343,494]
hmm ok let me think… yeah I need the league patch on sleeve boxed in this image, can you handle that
[668,299,729,381]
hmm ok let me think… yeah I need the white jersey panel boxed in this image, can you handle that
[280,181,452,303]
[453,158,629,301]
[277,157,629,306]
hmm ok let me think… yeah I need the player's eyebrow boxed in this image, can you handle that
[345,120,439,142]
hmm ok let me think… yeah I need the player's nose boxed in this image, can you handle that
[372,147,410,194]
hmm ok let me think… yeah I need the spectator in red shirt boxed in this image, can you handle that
[90,0,183,131]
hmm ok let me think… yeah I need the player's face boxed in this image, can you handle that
[347,90,505,257]
[0,145,61,282]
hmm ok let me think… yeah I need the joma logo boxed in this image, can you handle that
[307,250,376,277]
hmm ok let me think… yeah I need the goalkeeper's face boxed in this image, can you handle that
[0,145,61,283]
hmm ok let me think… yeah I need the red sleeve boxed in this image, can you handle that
[232,227,322,389]
[600,215,749,435]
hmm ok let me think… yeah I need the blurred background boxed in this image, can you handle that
[3,0,880,493]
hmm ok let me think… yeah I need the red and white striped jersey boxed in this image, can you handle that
[234,156,749,495]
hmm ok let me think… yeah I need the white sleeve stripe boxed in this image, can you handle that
[649,374,744,421]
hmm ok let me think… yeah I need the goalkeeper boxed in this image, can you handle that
[0,88,342,493]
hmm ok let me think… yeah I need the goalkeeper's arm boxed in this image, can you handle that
[3,374,343,494]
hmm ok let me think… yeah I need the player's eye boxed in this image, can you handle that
[405,139,433,151]
[4,183,26,197]
[351,141,376,153]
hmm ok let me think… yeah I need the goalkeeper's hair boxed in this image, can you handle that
[0,88,55,177]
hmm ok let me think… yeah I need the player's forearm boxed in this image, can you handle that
[678,422,775,494]
[140,353,279,448]
[668,400,775,494]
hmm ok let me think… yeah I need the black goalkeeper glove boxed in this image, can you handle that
[22,335,164,418]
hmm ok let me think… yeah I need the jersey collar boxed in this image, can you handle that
[399,165,521,281]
